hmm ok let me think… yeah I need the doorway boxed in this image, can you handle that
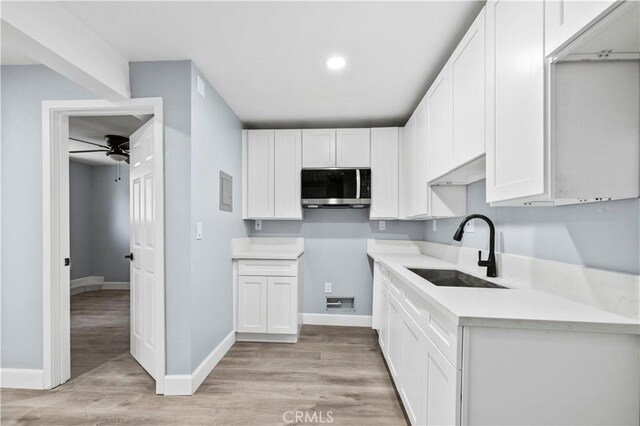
[42,98,165,394]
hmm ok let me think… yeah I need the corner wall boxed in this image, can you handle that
[424,180,640,274]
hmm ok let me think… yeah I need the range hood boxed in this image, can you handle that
[301,169,371,209]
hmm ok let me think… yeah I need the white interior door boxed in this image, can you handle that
[129,118,157,379]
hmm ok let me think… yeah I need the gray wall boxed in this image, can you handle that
[69,162,93,280]
[425,180,640,275]
[1,65,96,370]
[69,163,130,282]
[189,64,246,370]
[248,210,425,315]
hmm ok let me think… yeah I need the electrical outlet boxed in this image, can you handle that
[196,222,203,240]
[432,219,437,231]
[379,220,386,231]
[255,220,262,231]
[464,219,475,232]
[324,282,332,293]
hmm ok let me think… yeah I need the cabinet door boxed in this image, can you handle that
[545,0,617,56]
[414,102,430,216]
[378,287,389,353]
[274,130,302,219]
[302,129,336,168]
[247,130,275,218]
[267,276,297,334]
[451,7,486,168]
[370,128,399,219]
[400,312,428,426]
[486,0,545,203]
[426,68,453,183]
[401,117,417,218]
[425,336,460,426]
[336,128,371,167]
[237,276,267,333]
[387,295,403,382]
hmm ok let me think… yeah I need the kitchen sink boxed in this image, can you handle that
[406,268,508,289]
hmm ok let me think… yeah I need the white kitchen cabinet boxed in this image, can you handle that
[400,312,427,425]
[486,0,639,205]
[246,130,275,218]
[336,128,370,167]
[426,68,453,183]
[400,115,417,218]
[485,0,546,203]
[378,284,389,352]
[267,276,297,334]
[243,130,302,219]
[386,295,403,382]
[302,129,336,168]
[544,0,617,56]
[237,276,268,333]
[235,257,303,343]
[274,130,302,219]
[424,334,460,426]
[370,128,399,219]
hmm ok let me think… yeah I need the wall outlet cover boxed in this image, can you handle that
[432,219,437,231]
[464,219,475,232]
[324,282,332,293]
[379,220,386,231]
[196,222,203,240]
[255,220,262,231]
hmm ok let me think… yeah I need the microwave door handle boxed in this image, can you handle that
[356,169,361,199]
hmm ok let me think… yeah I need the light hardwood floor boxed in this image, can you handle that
[2,290,408,425]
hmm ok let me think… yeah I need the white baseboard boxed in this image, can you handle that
[303,313,372,327]
[164,330,236,396]
[0,368,45,389]
[70,276,129,294]
[103,282,130,290]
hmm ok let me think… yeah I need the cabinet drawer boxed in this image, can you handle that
[420,304,460,369]
[238,259,298,276]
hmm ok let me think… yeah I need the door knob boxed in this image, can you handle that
[125,253,134,261]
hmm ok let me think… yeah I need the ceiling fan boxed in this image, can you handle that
[69,134,130,163]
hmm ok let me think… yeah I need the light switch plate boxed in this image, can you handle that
[196,222,203,240]
[255,220,262,231]
[379,220,386,231]
[432,220,437,231]
[325,282,332,293]
[464,219,475,232]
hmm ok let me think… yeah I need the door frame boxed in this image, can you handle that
[41,98,166,394]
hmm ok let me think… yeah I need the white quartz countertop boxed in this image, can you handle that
[369,252,640,335]
[231,237,304,260]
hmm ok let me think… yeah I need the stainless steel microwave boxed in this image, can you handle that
[301,169,371,208]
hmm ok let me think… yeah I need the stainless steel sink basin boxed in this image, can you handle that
[406,268,508,289]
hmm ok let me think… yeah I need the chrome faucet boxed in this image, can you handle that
[453,214,497,278]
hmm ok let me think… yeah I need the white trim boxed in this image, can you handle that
[163,375,192,396]
[42,98,165,394]
[70,276,103,289]
[0,369,45,390]
[164,331,236,396]
[102,282,130,290]
[236,333,298,343]
[191,331,236,394]
[303,313,372,327]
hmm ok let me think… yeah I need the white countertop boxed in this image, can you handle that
[369,251,640,335]
[231,237,304,260]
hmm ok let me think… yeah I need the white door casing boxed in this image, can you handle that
[129,119,157,379]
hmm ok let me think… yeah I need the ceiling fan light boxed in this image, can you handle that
[107,151,129,162]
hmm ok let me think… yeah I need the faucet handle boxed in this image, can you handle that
[477,250,488,266]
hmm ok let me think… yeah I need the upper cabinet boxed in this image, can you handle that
[544,0,618,56]
[302,129,336,168]
[302,128,370,168]
[427,7,487,186]
[336,128,371,167]
[370,128,399,220]
[243,129,302,220]
[485,0,639,205]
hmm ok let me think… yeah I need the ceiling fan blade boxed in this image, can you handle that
[69,149,110,153]
[69,137,109,149]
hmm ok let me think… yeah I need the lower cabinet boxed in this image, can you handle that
[235,258,302,342]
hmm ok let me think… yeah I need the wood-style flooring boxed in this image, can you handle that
[1,290,408,425]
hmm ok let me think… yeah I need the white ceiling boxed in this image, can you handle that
[2,1,484,127]
[69,115,151,166]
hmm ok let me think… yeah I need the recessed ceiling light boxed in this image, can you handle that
[326,56,346,70]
